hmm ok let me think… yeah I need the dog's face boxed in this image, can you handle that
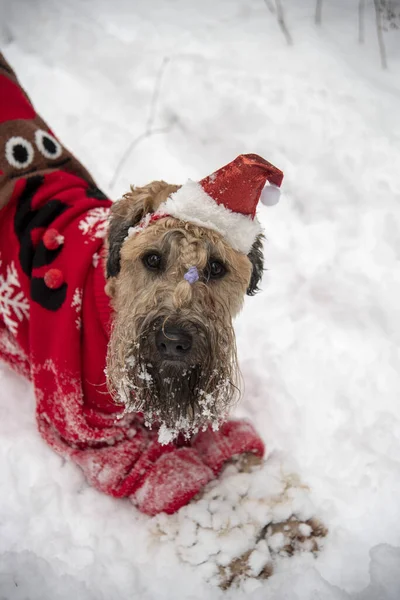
[105,181,264,439]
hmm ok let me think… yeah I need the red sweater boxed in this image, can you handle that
[0,53,264,515]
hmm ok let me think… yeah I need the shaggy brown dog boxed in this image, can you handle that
[105,181,263,440]
[103,181,327,587]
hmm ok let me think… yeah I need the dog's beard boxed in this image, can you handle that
[106,311,240,443]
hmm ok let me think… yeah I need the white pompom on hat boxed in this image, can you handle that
[260,183,281,206]
[155,153,284,254]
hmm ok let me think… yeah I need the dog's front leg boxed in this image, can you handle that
[152,452,327,590]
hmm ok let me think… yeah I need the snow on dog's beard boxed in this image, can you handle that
[107,308,239,444]
[105,216,253,444]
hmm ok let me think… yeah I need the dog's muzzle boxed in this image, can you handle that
[155,325,193,361]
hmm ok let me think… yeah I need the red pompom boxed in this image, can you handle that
[43,228,64,250]
[44,268,64,289]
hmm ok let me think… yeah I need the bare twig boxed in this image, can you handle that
[109,57,171,190]
[146,57,170,132]
[315,0,323,24]
[264,0,275,12]
[275,0,293,45]
[373,0,388,68]
[358,0,366,43]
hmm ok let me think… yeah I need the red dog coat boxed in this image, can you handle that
[0,53,264,515]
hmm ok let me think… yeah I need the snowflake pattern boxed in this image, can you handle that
[71,288,83,330]
[78,207,109,242]
[0,257,29,337]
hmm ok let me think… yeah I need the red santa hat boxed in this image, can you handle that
[156,153,284,254]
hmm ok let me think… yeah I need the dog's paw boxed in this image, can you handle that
[228,451,264,473]
[150,453,327,590]
[264,516,328,556]
[218,517,327,589]
[217,541,273,590]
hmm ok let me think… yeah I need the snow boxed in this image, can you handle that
[1,0,400,598]
[157,423,177,445]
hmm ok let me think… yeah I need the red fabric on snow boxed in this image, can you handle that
[0,53,264,515]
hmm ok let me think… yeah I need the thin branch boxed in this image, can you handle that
[315,0,323,24]
[264,0,275,13]
[275,0,293,45]
[109,57,171,190]
[358,0,366,43]
[109,126,171,190]
[146,57,170,132]
[373,0,388,69]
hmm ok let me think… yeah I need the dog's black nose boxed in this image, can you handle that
[156,326,192,359]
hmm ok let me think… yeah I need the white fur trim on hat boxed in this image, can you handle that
[156,181,262,254]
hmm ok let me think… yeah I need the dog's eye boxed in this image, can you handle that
[143,252,162,271]
[207,259,226,280]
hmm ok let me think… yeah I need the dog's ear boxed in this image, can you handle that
[246,234,265,296]
[106,181,179,279]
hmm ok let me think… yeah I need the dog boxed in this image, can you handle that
[105,180,264,440]
[0,52,325,587]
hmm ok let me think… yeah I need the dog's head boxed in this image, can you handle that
[105,181,264,439]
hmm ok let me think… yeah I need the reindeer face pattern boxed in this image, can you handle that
[0,117,71,182]
[0,73,95,208]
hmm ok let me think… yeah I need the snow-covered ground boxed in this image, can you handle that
[1,0,400,598]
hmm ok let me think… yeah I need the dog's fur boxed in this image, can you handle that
[104,181,264,436]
